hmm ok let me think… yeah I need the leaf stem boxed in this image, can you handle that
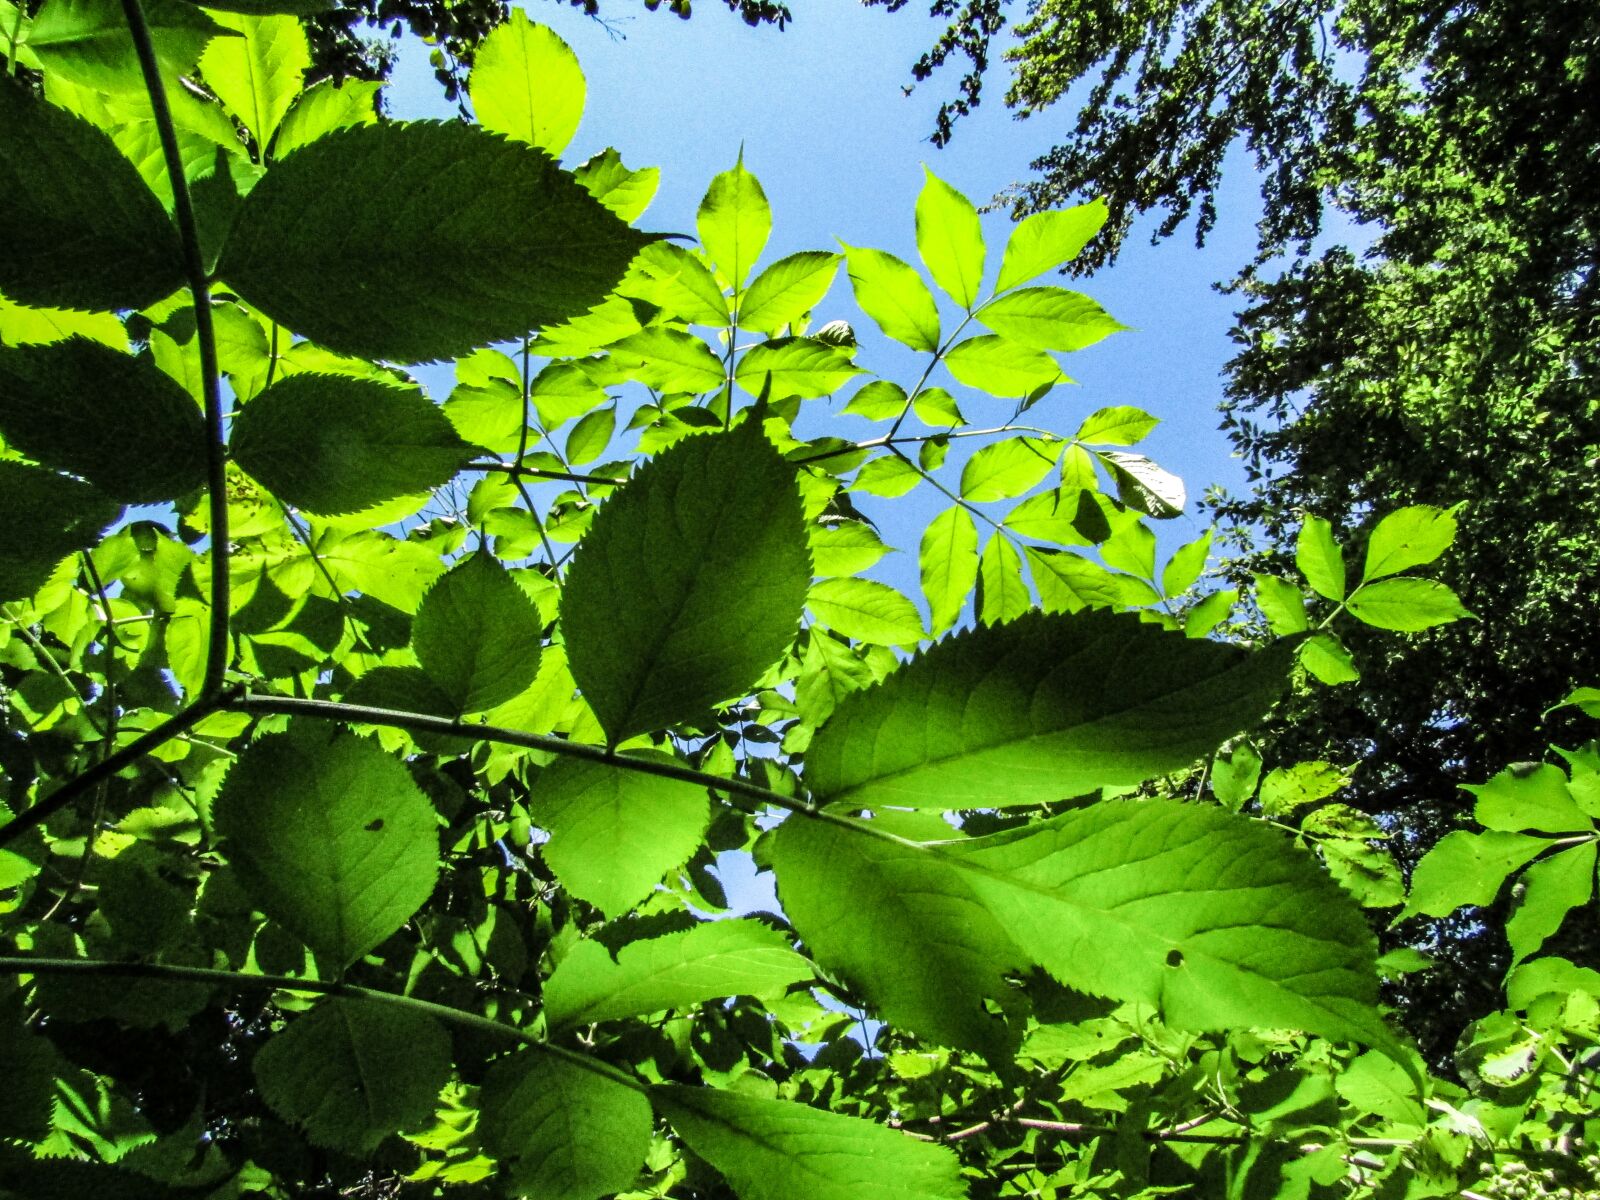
[468,460,624,488]
[120,0,230,696]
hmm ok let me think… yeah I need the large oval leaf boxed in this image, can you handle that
[0,461,121,601]
[213,725,440,971]
[217,121,654,362]
[562,420,810,743]
[805,609,1293,809]
[0,80,183,311]
[411,552,542,714]
[0,338,204,502]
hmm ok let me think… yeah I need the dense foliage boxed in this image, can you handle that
[1,4,1598,1200]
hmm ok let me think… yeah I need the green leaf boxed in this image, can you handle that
[915,167,984,309]
[1253,574,1309,635]
[1335,1051,1425,1126]
[947,799,1397,1054]
[479,1050,651,1200]
[1296,515,1345,601]
[231,374,476,516]
[977,286,1124,352]
[1361,504,1460,582]
[912,385,964,427]
[0,291,125,348]
[960,436,1060,502]
[253,998,451,1153]
[977,536,1029,625]
[804,610,1292,810]
[808,577,925,648]
[653,1085,965,1200]
[1551,687,1600,719]
[1505,842,1595,964]
[811,519,890,577]
[468,11,584,156]
[697,153,770,291]
[735,336,862,400]
[1210,741,1261,810]
[565,405,615,465]
[1183,587,1236,638]
[994,199,1108,292]
[1299,631,1360,684]
[213,726,440,970]
[942,335,1064,397]
[1094,450,1185,518]
[1403,830,1549,918]
[0,81,184,311]
[842,379,905,421]
[1345,578,1472,631]
[625,242,729,327]
[0,461,121,601]
[575,147,659,223]
[562,422,809,742]
[412,552,541,714]
[543,919,813,1027]
[1466,763,1592,833]
[771,819,1024,1053]
[1075,404,1158,446]
[172,0,330,12]
[531,359,608,427]
[532,755,708,918]
[1028,546,1121,612]
[1304,805,1404,909]
[270,78,380,159]
[920,506,978,634]
[217,121,652,362]
[198,11,308,149]
[0,338,204,502]
[28,0,220,92]
[840,243,941,352]
[738,251,840,335]
[606,327,726,393]
[852,454,921,498]
[1259,761,1349,815]
[1160,530,1212,596]
[1005,488,1097,546]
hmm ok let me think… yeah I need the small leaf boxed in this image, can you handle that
[654,1086,966,1200]
[533,755,708,919]
[811,519,890,577]
[565,405,615,465]
[1299,631,1359,684]
[1259,761,1349,815]
[1466,763,1592,834]
[697,153,771,291]
[1075,405,1158,445]
[804,610,1292,810]
[254,998,451,1153]
[214,725,440,970]
[479,1050,651,1200]
[198,11,308,149]
[912,386,963,427]
[919,506,978,634]
[960,436,1060,502]
[1361,504,1460,582]
[270,78,380,159]
[1094,450,1185,518]
[1403,830,1549,918]
[842,380,906,421]
[977,536,1029,625]
[218,121,652,362]
[412,552,542,714]
[0,80,183,311]
[231,374,476,516]
[808,577,925,648]
[852,455,921,498]
[1345,578,1472,631]
[1160,530,1212,597]
[562,422,809,742]
[544,920,813,1027]
[915,166,984,309]
[0,338,204,502]
[1210,741,1261,810]
[1253,574,1309,635]
[942,334,1064,397]
[1005,488,1097,546]
[1505,842,1596,964]
[1550,687,1600,719]
[606,327,726,393]
[1296,515,1346,601]
[574,146,659,223]
[735,336,862,400]
[468,11,584,156]
[995,199,1108,292]
[0,461,121,601]
[1183,588,1236,639]
[739,251,841,335]
[841,243,941,352]
[977,286,1124,352]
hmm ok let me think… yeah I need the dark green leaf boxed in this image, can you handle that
[0,338,204,502]
[562,422,809,742]
[217,121,653,362]
[28,0,221,92]
[253,998,451,1153]
[0,461,121,600]
[213,725,440,970]
[231,373,476,516]
[412,552,542,714]
[0,80,183,310]
[805,610,1292,809]
[480,1050,651,1200]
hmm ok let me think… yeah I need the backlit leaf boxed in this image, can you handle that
[213,725,440,970]
[1505,842,1595,964]
[0,461,121,601]
[270,78,380,158]
[994,199,1107,292]
[1095,450,1184,518]
[804,610,1292,809]
[468,12,585,156]
[942,334,1064,397]
[915,167,984,309]
[1296,515,1346,601]
[562,421,809,742]
[960,436,1060,501]
[574,147,659,223]
[254,998,451,1153]
[1345,578,1471,631]
[218,121,652,362]
[231,374,476,516]
[606,327,726,393]
[739,251,841,335]
[919,506,978,634]
[841,243,941,352]
[977,287,1124,352]
[811,519,890,577]
[28,0,220,92]
[412,552,542,714]
[977,536,1029,625]
[735,336,862,400]
[808,577,924,648]
[198,11,308,149]
[698,153,770,291]
[1403,830,1550,919]
[1075,404,1158,446]
[625,241,728,326]
[1361,504,1459,582]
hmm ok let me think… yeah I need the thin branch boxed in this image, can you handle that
[467,460,624,488]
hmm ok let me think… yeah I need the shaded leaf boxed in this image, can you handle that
[412,552,542,714]
[0,461,121,600]
[28,0,219,92]
[1095,450,1184,518]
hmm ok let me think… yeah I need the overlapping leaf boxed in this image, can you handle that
[0,461,121,600]
[411,552,542,714]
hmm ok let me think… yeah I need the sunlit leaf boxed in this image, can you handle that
[468,11,585,156]
[841,243,941,352]
[915,167,984,309]
[698,152,770,291]
[412,552,542,714]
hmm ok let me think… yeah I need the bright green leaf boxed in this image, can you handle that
[625,242,729,327]
[1075,405,1158,446]
[1299,631,1360,684]
[1161,530,1212,597]
[842,379,906,421]
[468,12,584,156]
[1210,741,1261,810]
[808,577,924,648]
[919,506,978,634]
[960,436,1060,502]
[28,0,220,92]
[739,251,841,335]
[607,327,726,393]
[412,552,542,714]
[841,243,941,352]
[977,536,1028,625]
[1028,546,1121,612]
[198,11,308,149]
[1403,830,1549,918]
[811,519,890,577]
[1258,761,1349,815]
[1361,504,1460,582]
[1253,574,1309,636]
[565,405,615,465]
[574,146,659,223]
[1183,588,1236,638]
[994,198,1107,292]
[1346,578,1472,631]
[915,167,984,309]
[912,386,963,427]
[1506,842,1596,964]
[1296,515,1346,601]
[942,334,1064,397]
[735,336,862,400]
[853,454,922,498]
[1466,763,1592,833]
[270,78,380,159]
[697,153,770,291]
[977,286,1124,352]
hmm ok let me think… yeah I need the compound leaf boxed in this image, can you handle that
[942,334,1063,397]
[562,421,809,743]
[808,577,924,648]
[1346,578,1471,631]
[1361,504,1459,582]
[735,336,862,400]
